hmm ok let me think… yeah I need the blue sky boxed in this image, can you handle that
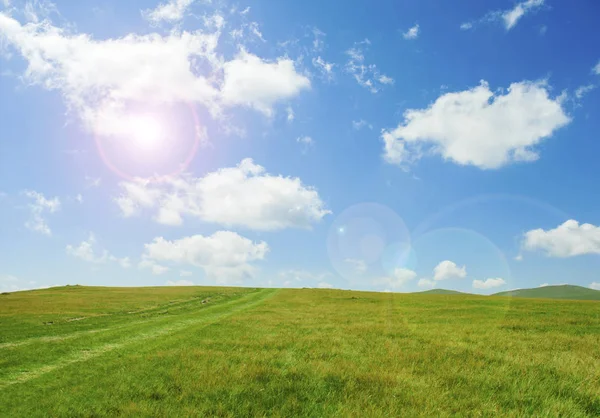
[1,0,599,294]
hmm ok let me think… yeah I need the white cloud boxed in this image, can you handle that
[514,254,523,261]
[417,278,436,289]
[75,193,83,204]
[229,21,265,43]
[221,49,310,116]
[433,260,467,281]
[115,158,330,230]
[539,283,549,287]
[590,282,600,291]
[373,268,417,289]
[523,220,600,257]
[166,279,194,286]
[378,75,394,85]
[345,39,393,93]
[0,12,310,137]
[286,106,294,122]
[317,282,333,289]
[575,84,596,100]
[110,256,131,269]
[473,278,506,289]
[142,0,195,24]
[382,80,570,170]
[138,259,170,275]
[344,258,367,274]
[503,0,544,30]
[594,61,600,75]
[66,233,107,263]
[312,56,334,80]
[296,135,314,153]
[403,24,419,40]
[22,190,60,236]
[352,119,372,130]
[311,27,326,52]
[179,270,193,277]
[461,0,545,31]
[141,231,268,284]
[66,233,130,267]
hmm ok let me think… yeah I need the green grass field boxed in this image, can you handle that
[1,285,599,417]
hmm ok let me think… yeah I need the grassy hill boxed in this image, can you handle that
[492,284,600,300]
[414,289,471,295]
[1,285,599,416]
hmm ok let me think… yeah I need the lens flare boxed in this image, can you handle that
[94,103,203,182]
[128,115,164,150]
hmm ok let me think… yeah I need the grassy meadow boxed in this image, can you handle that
[1,285,599,416]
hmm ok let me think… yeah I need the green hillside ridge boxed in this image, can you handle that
[1,285,599,416]
[492,284,600,301]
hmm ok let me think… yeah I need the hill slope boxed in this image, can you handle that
[492,285,600,300]
[1,286,599,416]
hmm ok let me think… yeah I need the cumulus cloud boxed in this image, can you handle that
[403,24,419,40]
[66,233,130,267]
[373,268,417,289]
[142,0,195,24]
[115,158,330,230]
[473,278,506,289]
[345,39,393,93]
[141,231,268,284]
[0,12,310,138]
[590,282,600,291]
[382,80,570,170]
[523,220,600,257]
[433,261,466,281]
[221,49,310,116]
[593,60,600,75]
[461,0,545,31]
[22,190,60,236]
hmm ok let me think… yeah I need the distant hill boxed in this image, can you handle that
[415,289,470,295]
[492,285,600,301]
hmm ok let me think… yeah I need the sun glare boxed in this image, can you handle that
[128,115,164,149]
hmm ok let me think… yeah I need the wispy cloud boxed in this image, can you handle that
[22,190,60,236]
[345,39,394,93]
[403,24,419,40]
[461,0,545,31]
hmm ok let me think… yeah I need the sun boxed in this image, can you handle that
[128,115,164,149]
